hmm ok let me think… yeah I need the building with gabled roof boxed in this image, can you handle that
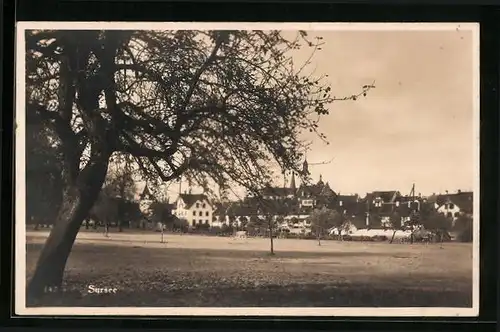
[336,194,360,217]
[358,190,403,227]
[172,193,213,227]
[260,186,297,200]
[296,175,337,210]
[436,190,473,222]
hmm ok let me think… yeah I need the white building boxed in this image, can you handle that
[437,202,461,221]
[435,191,473,224]
[172,193,213,227]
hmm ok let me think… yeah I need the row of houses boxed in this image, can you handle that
[139,171,473,229]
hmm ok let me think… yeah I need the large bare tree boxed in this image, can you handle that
[24,29,372,298]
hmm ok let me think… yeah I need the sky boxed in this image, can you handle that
[287,28,476,197]
[148,27,477,201]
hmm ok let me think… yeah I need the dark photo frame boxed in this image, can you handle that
[1,1,498,331]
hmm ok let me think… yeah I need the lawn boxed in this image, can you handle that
[25,230,473,307]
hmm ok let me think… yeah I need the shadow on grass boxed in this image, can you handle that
[26,242,414,260]
[25,241,472,308]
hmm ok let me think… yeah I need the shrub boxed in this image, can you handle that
[372,235,388,242]
[454,215,473,243]
[172,218,189,233]
[457,223,473,242]
[350,236,373,242]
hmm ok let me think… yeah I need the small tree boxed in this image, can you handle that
[228,215,237,232]
[90,194,119,237]
[150,201,173,242]
[173,218,189,233]
[405,211,422,244]
[246,215,260,236]
[338,215,353,241]
[389,211,402,244]
[106,167,136,232]
[309,207,341,246]
[422,211,453,247]
[122,200,143,229]
[26,122,63,228]
[260,198,290,255]
[195,222,211,233]
[454,214,473,243]
[239,216,249,230]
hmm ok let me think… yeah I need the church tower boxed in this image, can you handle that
[302,159,309,175]
[318,174,324,185]
[290,172,296,191]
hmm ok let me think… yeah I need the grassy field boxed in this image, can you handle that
[25,230,473,307]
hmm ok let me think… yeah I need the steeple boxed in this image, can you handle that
[290,172,296,191]
[302,159,309,175]
[318,174,324,185]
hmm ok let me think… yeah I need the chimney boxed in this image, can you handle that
[457,189,461,194]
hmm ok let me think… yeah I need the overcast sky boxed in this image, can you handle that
[288,29,476,197]
[158,28,477,200]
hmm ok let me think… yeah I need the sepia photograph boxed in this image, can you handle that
[15,22,479,316]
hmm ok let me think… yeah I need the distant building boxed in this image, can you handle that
[172,193,213,227]
[138,184,155,228]
[360,190,402,226]
[296,174,337,212]
[213,159,346,224]
[138,184,155,213]
[435,190,473,222]
[257,171,298,200]
[335,194,360,217]
[260,186,297,200]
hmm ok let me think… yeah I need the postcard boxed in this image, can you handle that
[15,22,479,317]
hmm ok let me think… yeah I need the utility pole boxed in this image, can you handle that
[410,183,415,201]
[178,176,182,196]
[366,199,370,227]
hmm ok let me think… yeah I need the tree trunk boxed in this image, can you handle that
[317,232,321,246]
[390,230,397,244]
[27,158,109,300]
[269,221,274,255]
